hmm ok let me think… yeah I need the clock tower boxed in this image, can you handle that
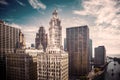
[48,10,62,51]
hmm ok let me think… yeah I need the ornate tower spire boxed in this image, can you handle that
[48,10,62,51]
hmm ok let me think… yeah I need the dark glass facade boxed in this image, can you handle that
[66,26,89,79]
[94,46,106,67]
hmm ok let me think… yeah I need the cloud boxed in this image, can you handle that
[6,23,22,29]
[16,0,25,6]
[73,0,120,27]
[73,10,88,16]
[28,0,46,10]
[0,0,8,5]
[73,0,120,55]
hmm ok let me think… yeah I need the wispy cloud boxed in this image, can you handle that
[0,0,8,5]
[28,0,46,10]
[73,0,120,55]
[16,0,25,6]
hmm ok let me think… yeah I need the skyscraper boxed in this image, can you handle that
[94,46,106,67]
[35,26,47,51]
[0,20,25,80]
[49,10,62,49]
[66,26,89,79]
[0,20,23,53]
[37,10,68,80]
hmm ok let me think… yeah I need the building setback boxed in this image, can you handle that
[0,20,25,80]
[94,46,106,67]
[35,26,47,51]
[66,26,89,79]
[37,10,68,80]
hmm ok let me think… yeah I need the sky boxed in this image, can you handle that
[0,0,120,56]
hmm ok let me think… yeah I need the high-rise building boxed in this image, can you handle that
[66,26,89,79]
[0,20,25,80]
[6,49,42,80]
[37,10,68,80]
[94,46,106,67]
[0,20,23,53]
[89,39,92,71]
[35,26,47,51]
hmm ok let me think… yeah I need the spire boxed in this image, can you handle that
[52,9,57,15]
[52,9,58,18]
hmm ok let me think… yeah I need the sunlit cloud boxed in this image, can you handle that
[28,0,46,10]
[73,0,120,55]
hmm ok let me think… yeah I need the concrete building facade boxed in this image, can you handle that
[66,26,89,79]
[6,53,34,80]
[0,20,22,53]
[37,52,68,80]
[6,49,42,80]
